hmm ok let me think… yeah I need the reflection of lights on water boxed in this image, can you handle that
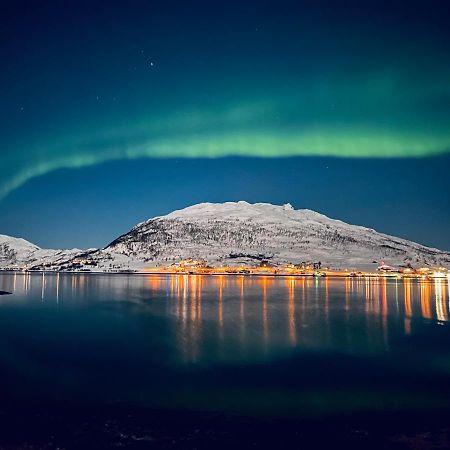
[240,276,245,319]
[189,275,202,362]
[12,272,449,362]
[403,278,412,335]
[381,277,389,349]
[392,278,400,316]
[435,278,448,322]
[403,278,412,316]
[190,275,197,322]
[420,281,432,319]
[240,276,246,345]
[364,278,371,327]
[24,272,30,293]
[287,277,296,344]
[197,276,203,322]
[448,277,450,311]
[182,274,188,328]
[381,277,387,315]
[364,277,370,301]
[345,277,350,311]
[41,272,45,301]
[218,275,224,330]
[261,277,269,347]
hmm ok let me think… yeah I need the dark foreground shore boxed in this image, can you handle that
[0,403,449,449]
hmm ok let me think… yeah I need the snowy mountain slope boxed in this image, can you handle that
[2,202,449,271]
[0,234,85,270]
[74,202,450,271]
[0,235,39,268]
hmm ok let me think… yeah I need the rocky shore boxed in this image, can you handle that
[0,403,449,449]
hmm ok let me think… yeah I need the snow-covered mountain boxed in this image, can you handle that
[55,201,450,271]
[1,202,449,271]
[0,234,85,270]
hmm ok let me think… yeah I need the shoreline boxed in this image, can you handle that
[0,269,448,280]
[0,401,449,449]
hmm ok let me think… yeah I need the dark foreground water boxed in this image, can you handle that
[0,273,450,448]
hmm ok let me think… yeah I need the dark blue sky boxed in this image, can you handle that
[1,0,449,250]
[1,155,449,250]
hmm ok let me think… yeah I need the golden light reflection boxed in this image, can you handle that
[5,272,450,364]
[403,278,412,335]
[190,275,198,322]
[218,275,224,330]
[148,276,162,291]
[381,277,388,349]
[345,276,350,313]
[196,275,203,322]
[261,276,269,346]
[240,275,246,345]
[420,281,432,320]
[182,274,188,330]
[364,277,371,303]
[287,277,296,344]
[435,278,449,322]
[188,275,202,362]
[373,279,380,315]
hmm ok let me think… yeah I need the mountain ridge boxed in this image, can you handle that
[1,202,449,271]
[94,202,450,271]
[0,234,86,270]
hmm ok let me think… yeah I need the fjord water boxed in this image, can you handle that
[0,273,450,416]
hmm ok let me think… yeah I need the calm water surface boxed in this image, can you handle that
[0,273,449,416]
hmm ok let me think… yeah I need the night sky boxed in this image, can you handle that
[1,0,449,250]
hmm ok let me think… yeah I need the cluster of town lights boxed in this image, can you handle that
[143,259,450,279]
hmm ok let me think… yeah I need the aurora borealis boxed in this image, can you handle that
[1,0,450,248]
[2,94,450,200]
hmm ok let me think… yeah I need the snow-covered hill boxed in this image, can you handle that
[1,202,449,271]
[65,201,450,271]
[0,234,85,270]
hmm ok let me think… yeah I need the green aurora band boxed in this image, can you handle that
[2,72,450,199]
[3,126,449,200]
